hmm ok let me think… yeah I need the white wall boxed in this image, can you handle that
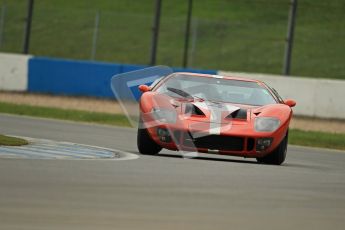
[0,53,30,91]
[218,71,345,119]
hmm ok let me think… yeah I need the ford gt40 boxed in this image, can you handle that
[137,72,296,165]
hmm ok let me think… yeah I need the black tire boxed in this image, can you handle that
[137,127,162,155]
[256,133,288,165]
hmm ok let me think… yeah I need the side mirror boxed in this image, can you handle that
[284,99,296,107]
[138,85,150,93]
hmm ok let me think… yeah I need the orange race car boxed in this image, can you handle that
[137,72,296,165]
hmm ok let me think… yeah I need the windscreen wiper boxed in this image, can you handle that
[167,87,193,99]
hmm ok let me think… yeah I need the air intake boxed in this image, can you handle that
[185,104,205,116]
[226,109,247,120]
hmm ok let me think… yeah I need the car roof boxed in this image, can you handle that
[174,72,264,84]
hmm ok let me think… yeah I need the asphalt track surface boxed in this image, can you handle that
[0,114,345,230]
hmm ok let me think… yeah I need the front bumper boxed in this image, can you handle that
[147,125,287,158]
[143,113,288,158]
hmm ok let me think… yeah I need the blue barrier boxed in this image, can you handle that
[28,57,121,98]
[121,64,147,73]
[28,56,217,99]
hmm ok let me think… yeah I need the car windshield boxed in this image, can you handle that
[155,73,277,106]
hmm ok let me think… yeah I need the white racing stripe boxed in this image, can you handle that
[189,102,239,138]
[209,109,222,135]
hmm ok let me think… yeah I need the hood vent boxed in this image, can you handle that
[185,104,205,116]
[226,108,247,120]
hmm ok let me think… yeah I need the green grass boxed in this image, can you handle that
[0,0,344,79]
[0,102,130,127]
[1,102,345,150]
[0,134,28,146]
[289,129,345,150]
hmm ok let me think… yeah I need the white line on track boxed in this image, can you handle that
[0,136,139,160]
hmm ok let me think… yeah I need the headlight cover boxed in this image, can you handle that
[255,117,280,132]
[152,108,177,124]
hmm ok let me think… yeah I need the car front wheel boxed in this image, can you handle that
[256,133,288,165]
[137,127,162,155]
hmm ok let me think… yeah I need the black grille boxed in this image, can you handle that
[183,134,244,151]
[247,138,255,151]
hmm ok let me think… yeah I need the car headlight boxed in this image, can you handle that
[152,108,177,124]
[254,117,280,132]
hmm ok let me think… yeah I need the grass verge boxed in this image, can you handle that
[0,102,130,127]
[0,135,28,146]
[289,129,345,151]
[0,102,344,150]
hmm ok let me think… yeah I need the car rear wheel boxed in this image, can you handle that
[256,133,288,165]
[137,126,162,155]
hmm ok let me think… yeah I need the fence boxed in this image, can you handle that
[0,0,344,79]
